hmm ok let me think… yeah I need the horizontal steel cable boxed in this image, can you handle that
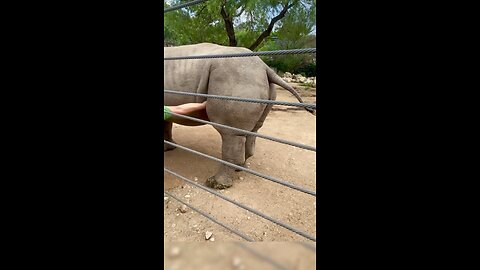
[164,140,316,196]
[166,111,316,152]
[164,90,317,110]
[164,0,207,13]
[164,191,254,241]
[164,168,316,242]
[164,48,316,60]
[234,242,288,270]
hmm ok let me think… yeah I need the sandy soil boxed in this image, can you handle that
[164,84,316,244]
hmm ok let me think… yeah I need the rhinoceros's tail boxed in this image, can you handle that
[266,68,316,115]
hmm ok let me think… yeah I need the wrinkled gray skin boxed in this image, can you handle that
[164,43,309,189]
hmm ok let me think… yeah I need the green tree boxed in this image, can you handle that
[164,0,316,51]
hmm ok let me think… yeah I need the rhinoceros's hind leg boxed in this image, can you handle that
[164,121,176,152]
[245,136,257,162]
[246,83,275,161]
[206,133,246,189]
[246,108,274,161]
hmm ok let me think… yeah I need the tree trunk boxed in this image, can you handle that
[249,3,294,51]
[221,6,237,47]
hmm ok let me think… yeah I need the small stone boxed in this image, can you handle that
[205,231,213,240]
[164,197,169,202]
[194,177,199,181]
[170,247,180,258]
[239,177,244,180]
[210,237,215,242]
[179,205,188,213]
[185,195,190,198]
[233,257,244,269]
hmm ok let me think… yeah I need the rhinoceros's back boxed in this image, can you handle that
[164,43,252,57]
[164,43,269,106]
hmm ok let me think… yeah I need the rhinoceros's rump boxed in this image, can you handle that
[164,43,307,189]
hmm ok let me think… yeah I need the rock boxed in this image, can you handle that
[209,237,215,242]
[233,257,243,269]
[293,74,307,83]
[164,197,169,203]
[205,231,213,240]
[179,205,188,213]
[284,72,293,78]
[169,247,181,258]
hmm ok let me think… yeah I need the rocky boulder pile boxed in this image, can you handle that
[281,72,316,87]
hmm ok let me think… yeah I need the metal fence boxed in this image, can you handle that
[164,0,316,255]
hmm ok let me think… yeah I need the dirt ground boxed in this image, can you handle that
[164,242,316,270]
[164,83,316,245]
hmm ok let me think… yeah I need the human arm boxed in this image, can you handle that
[169,102,207,115]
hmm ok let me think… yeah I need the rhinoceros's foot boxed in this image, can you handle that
[206,175,233,189]
[234,161,250,172]
[235,164,244,172]
[164,142,176,152]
